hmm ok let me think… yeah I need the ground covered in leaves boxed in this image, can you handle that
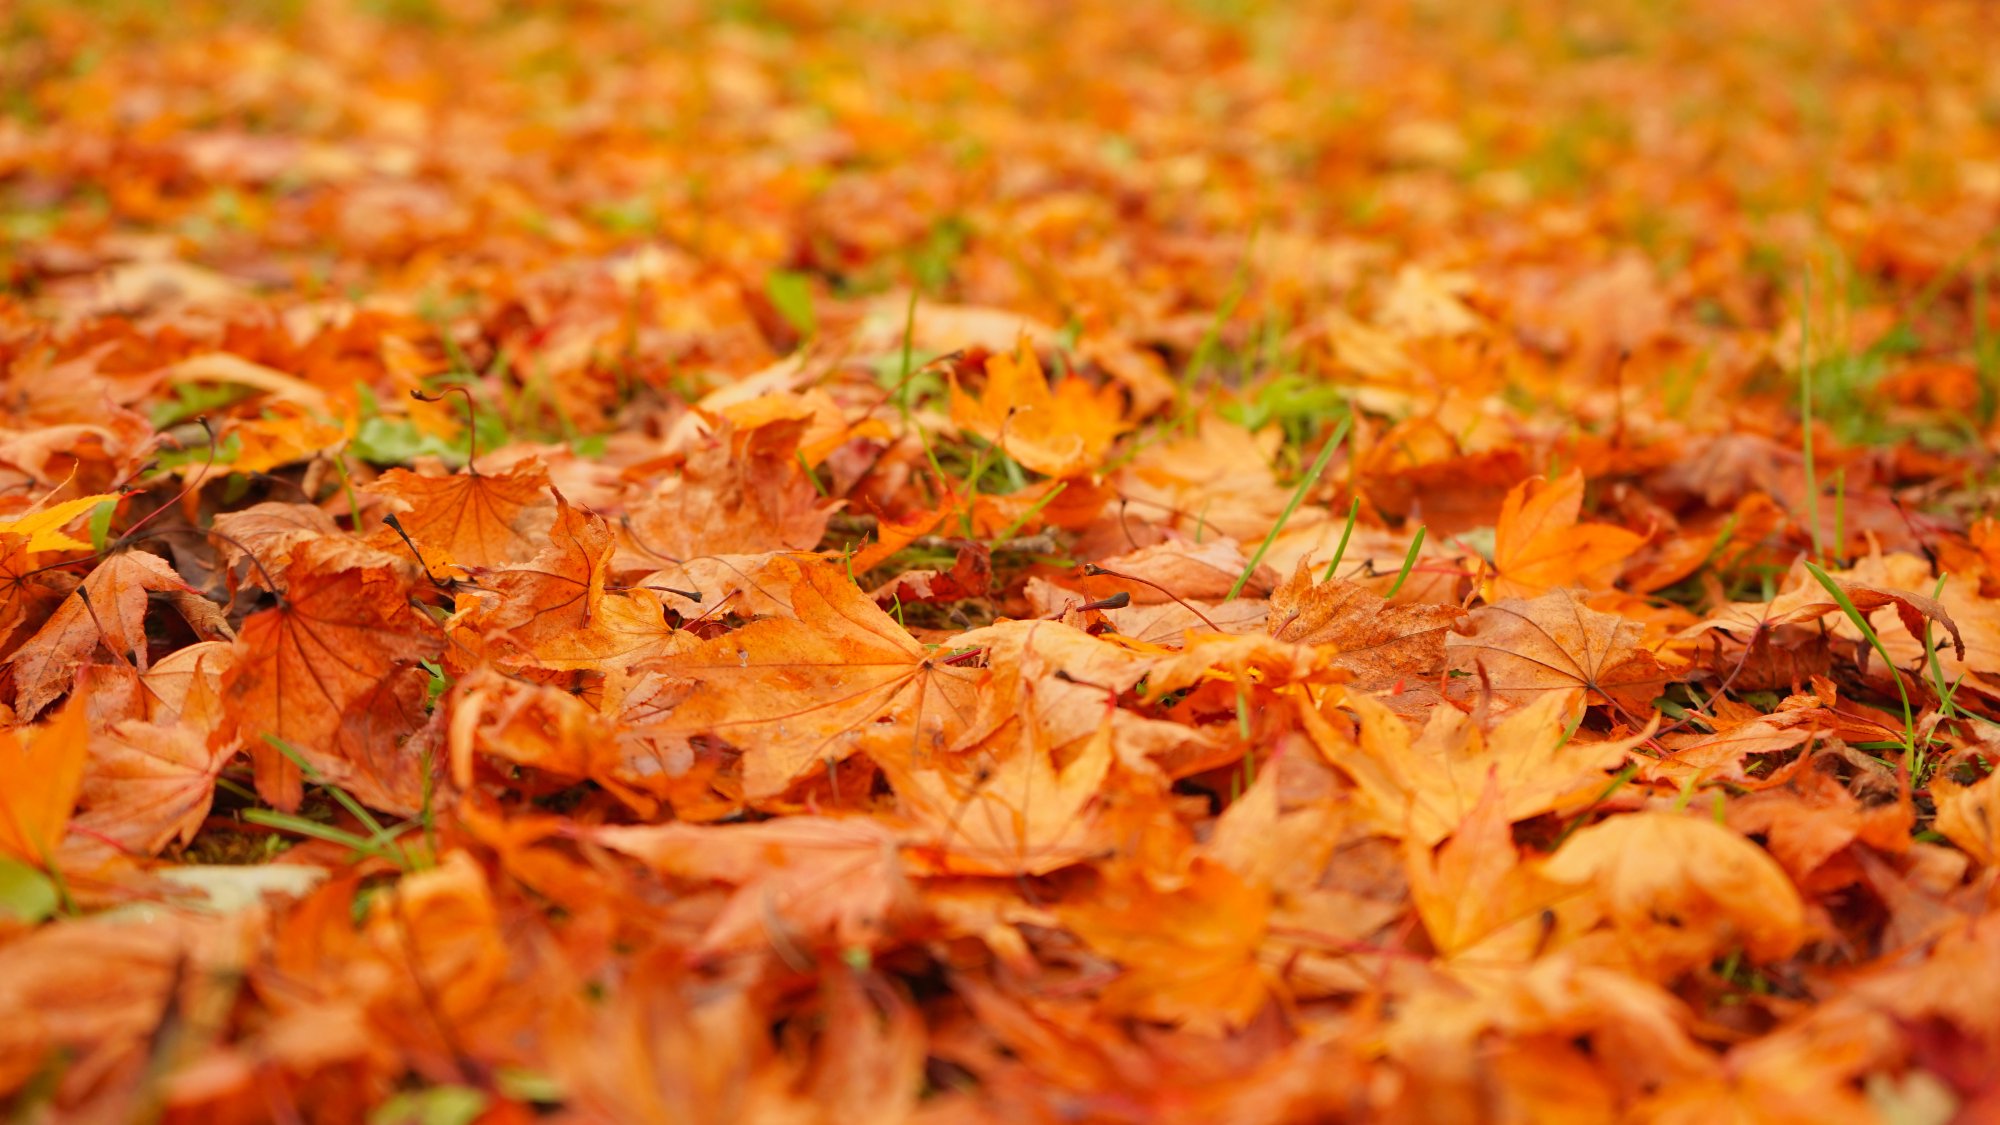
[3,0,2000,1120]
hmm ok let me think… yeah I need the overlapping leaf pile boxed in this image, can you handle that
[4,0,2000,1120]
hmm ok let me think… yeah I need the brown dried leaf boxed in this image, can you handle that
[1268,559,1465,689]
[1447,588,1676,716]
[7,551,193,720]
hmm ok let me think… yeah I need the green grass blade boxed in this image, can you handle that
[242,809,406,858]
[1321,496,1361,582]
[1384,526,1428,598]
[1799,269,1821,560]
[263,735,389,840]
[1803,561,1917,770]
[997,481,1066,542]
[1227,416,1349,601]
[1925,574,1963,721]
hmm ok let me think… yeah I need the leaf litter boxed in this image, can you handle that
[2,0,2000,1120]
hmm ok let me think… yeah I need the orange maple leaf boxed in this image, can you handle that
[1309,688,1654,845]
[221,405,347,476]
[949,338,1126,478]
[0,898,259,1106]
[1061,858,1271,1034]
[73,717,234,855]
[445,668,664,815]
[1406,776,1579,963]
[222,541,442,812]
[876,710,1116,877]
[0,535,39,653]
[593,816,917,956]
[6,550,194,719]
[367,457,551,570]
[1268,558,1466,690]
[474,490,689,672]
[1928,767,2000,867]
[634,556,980,801]
[210,501,348,577]
[0,693,89,869]
[621,417,835,563]
[1543,811,1805,977]
[1446,588,1677,717]
[1482,469,1644,602]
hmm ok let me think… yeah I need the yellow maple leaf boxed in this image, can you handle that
[0,493,121,554]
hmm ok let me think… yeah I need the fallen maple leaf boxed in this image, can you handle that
[867,539,991,606]
[221,406,346,476]
[634,556,979,801]
[949,338,1126,478]
[366,456,550,569]
[0,694,89,869]
[1818,554,1991,698]
[1447,587,1676,717]
[1726,748,1913,892]
[0,536,40,653]
[1482,469,1644,601]
[208,501,347,578]
[445,668,628,797]
[1082,536,1275,603]
[1383,952,1713,1116]
[1681,555,1966,662]
[544,947,798,1121]
[710,386,895,466]
[1309,688,1654,845]
[222,541,442,811]
[471,490,689,672]
[1378,263,1485,337]
[1203,753,1408,992]
[7,550,195,720]
[1407,776,1579,963]
[945,617,1159,756]
[1268,559,1465,690]
[358,851,512,1035]
[1931,767,2000,867]
[136,640,234,723]
[1632,1020,1894,1125]
[73,717,234,856]
[1114,416,1293,543]
[1061,858,1271,1034]
[1543,811,1805,977]
[0,492,120,554]
[634,551,803,621]
[1146,630,1344,698]
[1638,718,1815,788]
[0,906,260,1111]
[592,816,917,957]
[548,948,922,1124]
[620,416,835,563]
[876,711,1115,876]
